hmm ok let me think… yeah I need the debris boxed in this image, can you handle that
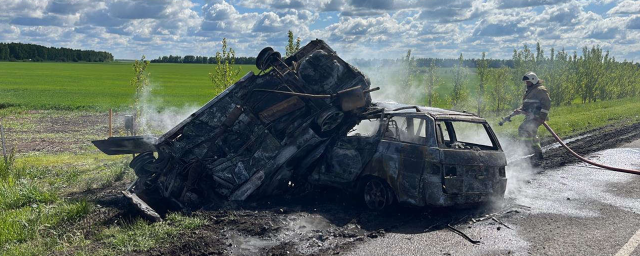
[447,224,481,245]
[491,217,512,230]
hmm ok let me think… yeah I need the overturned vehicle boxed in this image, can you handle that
[93,40,506,219]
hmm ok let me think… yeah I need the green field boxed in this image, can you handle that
[0,62,482,111]
[2,61,640,139]
[0,62,258,111]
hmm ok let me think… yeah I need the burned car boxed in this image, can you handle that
[94,40,377,219]
[308,102,507,210]
[93,40,506,219]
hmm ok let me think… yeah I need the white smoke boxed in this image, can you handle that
[137,83,201,136]
[356,64,427,104]
[497,133,540,200]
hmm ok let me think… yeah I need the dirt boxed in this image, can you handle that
[1,110,125,154]
[8,110,640,256]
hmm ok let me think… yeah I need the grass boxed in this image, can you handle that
[0,62,481,112]
[0,62,258,111]
[0,144,207,255]
[99,213,208,253]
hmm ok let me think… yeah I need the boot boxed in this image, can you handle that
[531,146,543,167]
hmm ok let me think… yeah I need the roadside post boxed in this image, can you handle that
[1,120,7,165]
[109,109,113,137]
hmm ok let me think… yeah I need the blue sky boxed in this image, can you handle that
[2,0,640,61]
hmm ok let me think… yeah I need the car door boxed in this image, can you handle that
[378,116,429,205]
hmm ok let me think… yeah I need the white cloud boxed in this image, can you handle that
[608,0,640,15]
[496,0,571,9]
[1,0,640,61]
[1,0,49,19]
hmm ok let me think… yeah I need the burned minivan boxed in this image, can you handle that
[309,102,507,210]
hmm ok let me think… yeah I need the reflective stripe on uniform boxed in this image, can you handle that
[540,109,550,113]
[524,99,539,103]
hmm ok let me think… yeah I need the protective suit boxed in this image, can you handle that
[518,72,551,161]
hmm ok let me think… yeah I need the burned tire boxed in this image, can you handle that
[130,152,155,177]
[362,178,394,211]
[315,107,344,134]
[256,47,281,71]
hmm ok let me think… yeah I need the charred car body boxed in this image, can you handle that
[310,102,507,210]
[93,40,506,218]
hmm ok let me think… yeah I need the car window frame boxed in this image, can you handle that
[381,114,433,146]
[435,119,500,150]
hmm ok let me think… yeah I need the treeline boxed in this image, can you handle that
[429,43,640,116]
[351,57,513,69]
[0,42,113,62]
[150,55,256,64]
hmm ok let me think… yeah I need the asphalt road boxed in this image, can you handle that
[345,139,640,256]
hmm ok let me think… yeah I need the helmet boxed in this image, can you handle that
[522,72,539,84]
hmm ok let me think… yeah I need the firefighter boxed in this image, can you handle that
[514,72,551,164]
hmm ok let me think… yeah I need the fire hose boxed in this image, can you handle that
[500,114,640,175]
[541,122,640,175]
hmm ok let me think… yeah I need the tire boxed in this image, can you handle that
[362,178,394,211]
[130,152,155,177]
[314,107,344,135]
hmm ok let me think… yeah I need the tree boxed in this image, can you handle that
[0,44,9,60]
[487,67,511,112]
[209,38,240,93]
[475,52,489,116]
[425,59,440,107]
[286,30,301,57]
[184,55,196,63]
[402,50,415,89]
[450,53,468,109]
[0,42,113,62]
[131,55,151,134]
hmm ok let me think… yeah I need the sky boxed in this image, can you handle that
[2,0,640,61]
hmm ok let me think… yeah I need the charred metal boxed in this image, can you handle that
[92,40,507,219]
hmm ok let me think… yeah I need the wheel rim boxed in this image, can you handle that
[364,179,389,210]
[320,111,344,132]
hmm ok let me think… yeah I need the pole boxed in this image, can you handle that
[109,109,113,137]
[1,122,7,165]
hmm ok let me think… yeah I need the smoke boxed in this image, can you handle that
[356,64,427,104]
[497,133,540,201]
[137,83,201,136]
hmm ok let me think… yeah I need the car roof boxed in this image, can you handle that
[373,101,487,122]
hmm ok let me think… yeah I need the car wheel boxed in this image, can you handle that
[130,152,155,177]
[363,178,394,210]
[316,108,344,133]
